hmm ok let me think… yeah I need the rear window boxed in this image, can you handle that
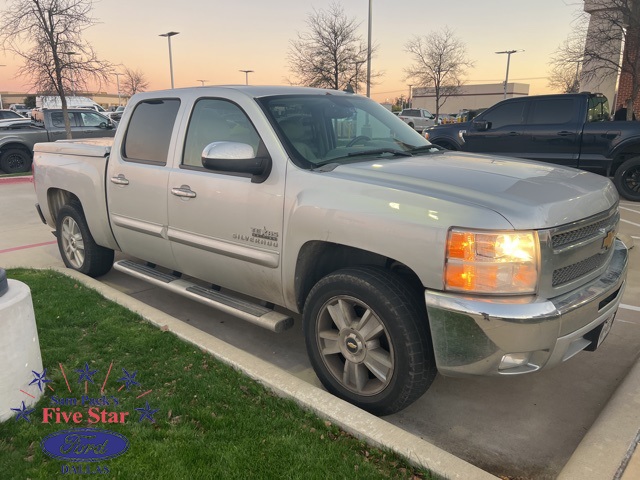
[122,99,181,164]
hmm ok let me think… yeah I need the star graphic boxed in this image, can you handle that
[11,401,35,422]
[117,368,140,390]
[29,368,51,392]
[135,401,159,423]
[75,362,98,383]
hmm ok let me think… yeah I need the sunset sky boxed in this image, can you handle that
[0,0,584,102]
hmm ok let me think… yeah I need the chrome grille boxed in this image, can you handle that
[552,253,609,287]
[551,213,618,249]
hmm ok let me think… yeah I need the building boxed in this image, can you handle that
[411,83,530,115]
[0,91,128,110]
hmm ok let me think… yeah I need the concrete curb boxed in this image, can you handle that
[48,266,497,480]
[0,175,33,185]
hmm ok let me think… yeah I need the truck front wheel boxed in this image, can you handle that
[0,148,32,173]
[614,157,640,201]
[56,204,114,277]
[303,266,436,415]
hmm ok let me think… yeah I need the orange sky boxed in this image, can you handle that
[0,0,583,103]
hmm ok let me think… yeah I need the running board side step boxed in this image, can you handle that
[113,260,293,333]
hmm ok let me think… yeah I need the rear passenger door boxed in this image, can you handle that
[75,111,115,139]
[106,98,182,270]
[517,97,581,167]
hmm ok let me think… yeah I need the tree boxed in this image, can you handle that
[287,2,376,92]
[552,1,640,120]
[404,27,474,120]
[0,0,113,138]
[548,62,581,93]
[24,94,36,108]
[121,67,149,97]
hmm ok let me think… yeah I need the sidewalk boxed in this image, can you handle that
[2,174,640,479]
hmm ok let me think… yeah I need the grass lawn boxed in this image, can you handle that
[0,171,32,177]
[1,269,435,479]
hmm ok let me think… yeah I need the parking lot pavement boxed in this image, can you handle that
[2,179,639,479]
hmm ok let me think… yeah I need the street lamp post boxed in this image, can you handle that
[239,70,253,85]
[495,50,523,99]
[62,52,79,96]
[114,72,122,105]
[159,31,180,89]
[196,79,207,86]
[408,85,413,108]
[366,0,372,98]
[0,64,5,109]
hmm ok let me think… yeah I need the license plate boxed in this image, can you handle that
[584,313,616,351]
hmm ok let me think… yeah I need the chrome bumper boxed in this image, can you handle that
[424,239,629,377]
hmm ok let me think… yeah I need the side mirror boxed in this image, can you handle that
[473,120,490,131]
[201,141,272,183]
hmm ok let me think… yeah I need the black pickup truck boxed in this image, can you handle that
[424,92,640,200]
[0,108,115,174]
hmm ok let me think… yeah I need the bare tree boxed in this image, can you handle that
[404,27,474,120]
[552,1,640,120]
[548,62,582,93]
[287,2,377,92]
[0,0,113,138]
[121,67,149,97]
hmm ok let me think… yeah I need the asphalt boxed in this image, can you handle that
[2,175,639,479]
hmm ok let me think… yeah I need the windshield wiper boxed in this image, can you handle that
[347,148,412,158]
[409,144,445,153]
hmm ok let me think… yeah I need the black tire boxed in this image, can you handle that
[303,266,436,415]
[408,122,415,129]
[432,140,458,151]
[56,204,114,277]
[0,148,32,173]
[614,157,640,201]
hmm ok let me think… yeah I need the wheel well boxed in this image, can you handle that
[612,145,640,175]
[47,188,81,225]
[0,142,32,157]
[432,139,458,151]
[294,241,424,312]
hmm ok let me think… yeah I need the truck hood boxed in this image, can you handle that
[326,151,618,230]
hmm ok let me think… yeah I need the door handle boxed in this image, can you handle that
[507,131,520,136]
[557,131,575,136]
[171,185,197,199]
[110,174,129,185]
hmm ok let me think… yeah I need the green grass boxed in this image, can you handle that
[1,269,435,479]
[0,171,32,177]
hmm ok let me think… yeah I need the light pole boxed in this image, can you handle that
[0,64,5,109]
[114,72,122,105]
[495,50,523,99]
[239,70,253,85]
[159,31,180,89]
[62,52,79,96]
[196,79,207,86]
[366,0,372,98]
[408,85,413,108]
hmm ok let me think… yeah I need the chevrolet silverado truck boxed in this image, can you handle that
[423,92,640,201]
[0,108,115,173]
[398,108,436,130]
[33,86,629,415]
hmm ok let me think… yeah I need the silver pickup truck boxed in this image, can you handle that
[33,86,629,415]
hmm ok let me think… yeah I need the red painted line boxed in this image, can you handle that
[20,389,36,399]
[118,385,125,392]
[136,389,153,399]
[0,176,33,185]
[47,384,54,392]
[59,363,72,393]
[0,240,57,254]
[101,361,114,394]
[85,381,88,394]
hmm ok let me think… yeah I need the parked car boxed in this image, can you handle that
[105,105,125,122]
[0,109,116,173]
[9,103,31,117]
[0,109,25,120]
[424,92,640,200]
[397,108,436,130]
[33,85,628,415]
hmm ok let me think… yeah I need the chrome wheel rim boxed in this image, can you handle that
[316,296,394,396]
[61,216,85,268]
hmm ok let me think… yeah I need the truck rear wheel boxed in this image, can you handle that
[0,148,32,173]
[303,266,436,415]
[56,204,114,277]
[614,157,640,201]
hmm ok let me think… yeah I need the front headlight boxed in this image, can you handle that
[445,228,539,294]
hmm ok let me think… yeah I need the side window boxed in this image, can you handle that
[482,102,526,129]
[182,98,261,168]
[79,112,107,127]
[587,96,610,122]
[529,99,574,125]
[51,112,79,128]
[122,99,181,165]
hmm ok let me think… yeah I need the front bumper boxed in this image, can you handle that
[424,239,629,377]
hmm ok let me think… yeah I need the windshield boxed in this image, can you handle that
[257,94,435,169]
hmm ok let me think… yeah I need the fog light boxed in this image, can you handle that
[499,353,532,371]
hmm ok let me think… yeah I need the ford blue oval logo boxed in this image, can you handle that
[41,428,129,462]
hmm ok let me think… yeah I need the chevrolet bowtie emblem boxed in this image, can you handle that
[602,231,616,250]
